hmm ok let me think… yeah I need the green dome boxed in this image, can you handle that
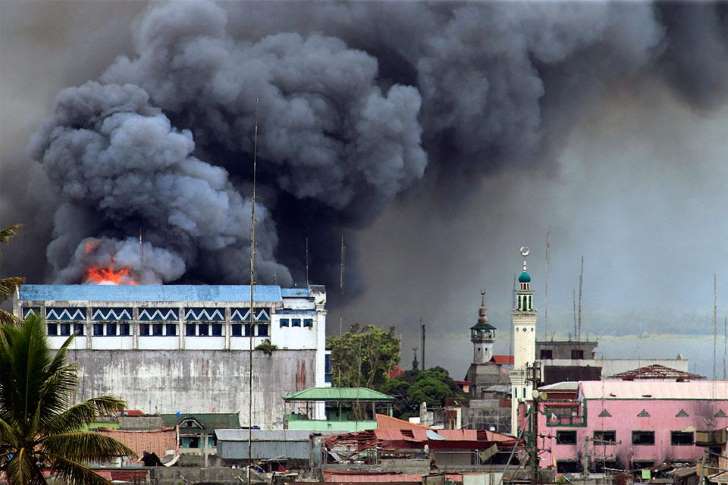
[518,271,531,283]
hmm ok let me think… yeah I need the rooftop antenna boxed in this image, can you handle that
[138,226,144,275]
[420,319,426,370]
[577,256,584,341]
[247,97,260,485]
[714,273,718,380]
[723,314,727,380]
[544,228,551,339]
[572,288,577,339]
[305,236,310,287]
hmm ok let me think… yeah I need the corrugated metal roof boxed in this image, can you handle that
[284,387,394,402]
[580,380,728,400]
[160,413,239,432]
[323,473,423,482]
[19,284,283,303]
[214,429,312,441]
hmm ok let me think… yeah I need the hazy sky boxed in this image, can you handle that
[2,1,727,377]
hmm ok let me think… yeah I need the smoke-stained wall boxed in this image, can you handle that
[69,349,315,429]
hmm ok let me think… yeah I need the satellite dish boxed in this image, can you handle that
[520,246,530,257]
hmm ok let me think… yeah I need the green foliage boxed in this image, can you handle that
[381,367,467,419]
[255,339,277,356]
[0,315,133,484]
[327,324,400,389]
[0,224,23,325]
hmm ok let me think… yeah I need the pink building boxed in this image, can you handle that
[536,380,728,472]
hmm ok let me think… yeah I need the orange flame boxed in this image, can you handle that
[84,265,138,285]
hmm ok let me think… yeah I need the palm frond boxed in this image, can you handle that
[0,275,23,301]
[46,454,110,485]
[43,396,127,435]
[44,431,134,462]
[0,224,21,244]
[0,308,17,325]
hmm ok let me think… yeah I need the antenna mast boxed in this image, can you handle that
[339,233,345,336]
[247,99,260,485]
[577,256,584,340]
[139,226,144,272]
[305,236,310,287]
[544,228,551,338]
[572,288,577,340]
[714,273,718,380]
[420,319,426,371]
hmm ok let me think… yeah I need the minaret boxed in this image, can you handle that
[471,290,496,364]
[510,246,537,435]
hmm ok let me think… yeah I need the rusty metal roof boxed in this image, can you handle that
[610,364,704,381]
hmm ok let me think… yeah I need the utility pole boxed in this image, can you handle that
[247,98,260,485]
[526,362,542,485]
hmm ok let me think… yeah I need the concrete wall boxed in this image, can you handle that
[69,349,316,429]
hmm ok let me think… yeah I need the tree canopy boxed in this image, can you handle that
[381,367,466,419]
[0,315,133,484]
[327,324,400,389]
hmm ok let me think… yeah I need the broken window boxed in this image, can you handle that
[632,431,655,445]
[671,431,694,446]
[556,431,577,445]
[540,349,553,359]
[593,430,616,444]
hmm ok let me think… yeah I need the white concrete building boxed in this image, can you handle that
[13,284,329,429]
[510,248,537,435]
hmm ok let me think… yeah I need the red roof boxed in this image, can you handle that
[324,471,422,482]
[387,366,405,379]
[492,355,514,365]
[376,414,428,430]
[99,428,176,458]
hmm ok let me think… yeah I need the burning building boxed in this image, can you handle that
[13,283,329,429]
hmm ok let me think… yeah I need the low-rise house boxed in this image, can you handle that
[283,387,394,432]
[160,413,240,466]
[215,429,314,469]
[536,380,728,472]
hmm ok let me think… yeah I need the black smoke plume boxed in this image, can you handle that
[19,1,728,289]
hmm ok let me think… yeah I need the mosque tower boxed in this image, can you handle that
[510,246,537,435]
[471,290,496,364]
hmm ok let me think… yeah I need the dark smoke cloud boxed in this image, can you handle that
[12,0,728,294]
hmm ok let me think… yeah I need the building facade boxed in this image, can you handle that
[464,292,512,432]
[537,380,728,472]
[510,248,537,435]
[13,284,328,429]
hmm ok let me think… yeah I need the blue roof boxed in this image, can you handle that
[280,288,311,298]
[19,284,284,303]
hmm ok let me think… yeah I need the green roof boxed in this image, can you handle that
[160,413,240,433]
[518,271,531,283]
[471,321,496,331]
[283,387,394,402]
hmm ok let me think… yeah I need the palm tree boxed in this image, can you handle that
[0,224,23,325]
[0,315,133,484]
